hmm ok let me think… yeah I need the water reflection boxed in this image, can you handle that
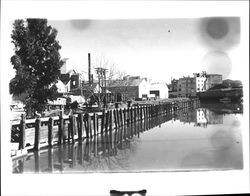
[12,103,243,173]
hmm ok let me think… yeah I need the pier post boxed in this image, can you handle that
[20,114,26,150]
[93,113,97,136]
[34,118,41,150]
[88,114,92,138]
[109,110,113,148]
[78,113,83,141]
[58,111,64,145]
[119,109,123,127]
[114,110,118,129]
[71,115,76,143]
[123,108,127,126]
[117,109,121,127]
[84,113,89,138]
[134,106,137,122]
[105,111,110,134]
[130,107,133,124]
[48,117,54,146]
[101,110,106,135]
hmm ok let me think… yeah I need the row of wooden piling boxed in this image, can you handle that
[12,98,200,153]
[13,110,174,173]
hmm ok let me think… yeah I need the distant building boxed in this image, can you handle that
[168,79,179,98]
[194,71,207,92]
[177,76,196,97]
[53,80,68,93]
[150,82,169,99]
[206,74,223,90]
[170,71,223,98]
[107,76,150,101]
[59,58,85,92]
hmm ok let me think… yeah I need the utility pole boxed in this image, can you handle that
[95,67,108,108]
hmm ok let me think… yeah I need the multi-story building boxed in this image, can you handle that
[177,76,196,97]
[194,72,207,92]
[168,79,179,98]
[169,71,222,98]
[206,74,223,90]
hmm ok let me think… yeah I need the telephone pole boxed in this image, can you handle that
[95,67,108,108]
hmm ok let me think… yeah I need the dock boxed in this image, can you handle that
[11,98,200,158]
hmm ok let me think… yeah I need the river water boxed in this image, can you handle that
[12,103,243,173]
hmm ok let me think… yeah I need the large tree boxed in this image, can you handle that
[10,19,63,115]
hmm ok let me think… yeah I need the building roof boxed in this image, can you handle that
[207,74,222,76]
[70,83,99,92]
[59,74,71,85]
[150,82,168,90]
[107,78,145,87]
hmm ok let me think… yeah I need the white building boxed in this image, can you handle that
[54,80,69,93]
[149,82,169,99]
[194,71,207,92]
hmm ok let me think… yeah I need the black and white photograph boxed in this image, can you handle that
[1,1,249,196]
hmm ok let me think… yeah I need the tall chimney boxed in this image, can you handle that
[88,53,91,85]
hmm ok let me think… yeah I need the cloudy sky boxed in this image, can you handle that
[48,17,240,83]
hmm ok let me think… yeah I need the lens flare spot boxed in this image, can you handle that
[202,51,232,79]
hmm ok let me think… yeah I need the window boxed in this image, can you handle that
[73,81,76,85]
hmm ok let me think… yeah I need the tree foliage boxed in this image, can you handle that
[10,19,63,115]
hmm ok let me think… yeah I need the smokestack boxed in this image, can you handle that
[88,53,91,85]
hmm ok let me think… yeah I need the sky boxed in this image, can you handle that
[48,17,241,83]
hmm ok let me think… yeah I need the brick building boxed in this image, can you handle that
[168,79,179,98]
[177,76,196,97]
[169,72,223,98]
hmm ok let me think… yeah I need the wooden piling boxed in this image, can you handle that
[101,110,106,135]
[34,118,41,150]
[105,111,110,134]
[78,113,83,141]
[48,117,54,146]
[114,110,118,129]
[84,113,90,138]
[58,112,64,145]
[116,109,120,127]
[93,113,97,136]
[130,107,133,124]
[123,108,127,126]
[20,114,26,149]
[119,109,123,126]
[109,110,113,148]
[70,115,76,143]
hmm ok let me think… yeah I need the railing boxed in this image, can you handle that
[11,98,200,156]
